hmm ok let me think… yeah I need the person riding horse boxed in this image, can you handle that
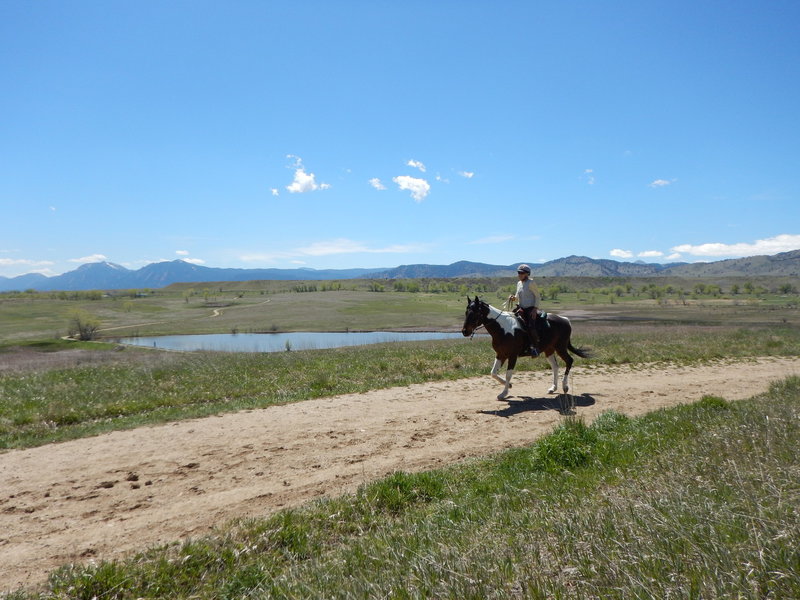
[507,264,541,356]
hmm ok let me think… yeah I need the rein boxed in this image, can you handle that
[467,301,513,338]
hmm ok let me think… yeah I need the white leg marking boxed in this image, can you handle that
[498,368,514,400]
[547,354,559,393]
[490,358,506,385]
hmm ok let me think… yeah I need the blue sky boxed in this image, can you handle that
[2,1,799,278]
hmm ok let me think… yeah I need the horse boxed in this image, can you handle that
[461,296,591,401]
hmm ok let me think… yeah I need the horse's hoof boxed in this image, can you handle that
[547,386,557,394]
[497,392,509,401]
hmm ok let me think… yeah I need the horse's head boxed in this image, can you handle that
[462,296,489,337]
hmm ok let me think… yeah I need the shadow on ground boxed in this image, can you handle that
[480,393,597,417]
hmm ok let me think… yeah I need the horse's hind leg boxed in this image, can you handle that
[557,347,575,394]
[546,352,559,393]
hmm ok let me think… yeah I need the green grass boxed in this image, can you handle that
[2,284,799,597]
[3,324,800,450]
[9,377,799,599]
[2,280,798,342]
[0,289,475,341]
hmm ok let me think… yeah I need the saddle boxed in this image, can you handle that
[513,307,547,357]
[513,307,548,331]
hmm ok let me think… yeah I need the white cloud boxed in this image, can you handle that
[638,250,664,258]
[271,188,280,197]
[286,168,330,193]
[239,253,284,263]
[393,175,431,202]
[368,178,387,190]
[459,171,474,179]
[649,179,675,187]
[0,258,54,268]
[407,159,426,173]
[69,254,108,263]
[583,169,595,185]
[284,155,330,193]
[173,250,203,265]
[297,239,371,256]
[671,234,800,258]
[240,238,429,263]
[297,238,425,257]
[666,253,683,261]
[610,249,634,259]
[469,235,515,245]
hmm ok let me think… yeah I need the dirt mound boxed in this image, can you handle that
[2,357,799,592]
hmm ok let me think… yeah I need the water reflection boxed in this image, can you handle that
[119,331,469,353]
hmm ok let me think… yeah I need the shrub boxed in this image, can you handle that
[67,309,101,341]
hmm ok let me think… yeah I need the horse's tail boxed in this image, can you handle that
[568,343,592,359]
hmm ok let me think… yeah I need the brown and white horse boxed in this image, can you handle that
[461,296,591,400]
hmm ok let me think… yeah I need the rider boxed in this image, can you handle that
[508,264,541,356]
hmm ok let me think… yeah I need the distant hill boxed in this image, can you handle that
[1,250,798,292]
[663,250,800,277]
[377,260,515,279]
[0,261,384,292]
[376,250,799,279]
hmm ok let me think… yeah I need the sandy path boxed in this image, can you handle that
[2,357,799,591]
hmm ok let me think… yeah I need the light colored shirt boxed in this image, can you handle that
[515,278,540,309]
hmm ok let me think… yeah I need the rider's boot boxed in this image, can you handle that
[529,334,539,356]
[527,324,539,356]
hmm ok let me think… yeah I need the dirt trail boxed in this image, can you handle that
[2,357,799,591]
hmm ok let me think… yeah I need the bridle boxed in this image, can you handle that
[464,300,493,337]
[465,298,516,338]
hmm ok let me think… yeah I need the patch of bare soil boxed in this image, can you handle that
[2,357,799,592]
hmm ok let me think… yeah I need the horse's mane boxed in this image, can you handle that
[482,302,520,329]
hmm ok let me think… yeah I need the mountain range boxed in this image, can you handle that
[1,250,798,292]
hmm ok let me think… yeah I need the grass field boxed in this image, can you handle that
[6,379,799,599]
[1,276,797,342]
[2,280,799,598]
[2,316,799,451]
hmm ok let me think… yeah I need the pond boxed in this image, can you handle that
[119,331,471,353]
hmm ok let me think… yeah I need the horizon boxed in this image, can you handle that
[4,250,794,282]
[2,2,799,278]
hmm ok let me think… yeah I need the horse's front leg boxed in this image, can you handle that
[491,357,514,400]
[547,353,559,393]
[490,358,506,385]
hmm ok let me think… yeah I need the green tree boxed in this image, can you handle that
[68,309,101,341]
